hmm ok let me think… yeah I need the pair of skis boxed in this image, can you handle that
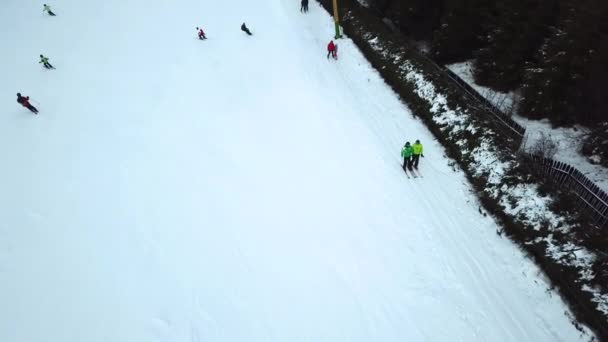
[402,167,422,179]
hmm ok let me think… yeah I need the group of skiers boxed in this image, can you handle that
[195,22,252,40]
[18,2,427,173]
[16,5,56,114]
[195,3,337,61]
[20,2,321,114]
[401,140,424,171]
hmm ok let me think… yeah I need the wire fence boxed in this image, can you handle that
[524,153,608,228]
[442,68,526,138]
[360,13,528,143]
[412,38,607,229]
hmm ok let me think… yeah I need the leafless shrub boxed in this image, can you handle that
[532,132,558,159]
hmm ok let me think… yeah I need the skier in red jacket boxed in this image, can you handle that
[327,40,337,59]
[17,93,39,114]
[196,27,206,40]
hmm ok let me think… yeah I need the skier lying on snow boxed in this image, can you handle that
[17,93,39,114]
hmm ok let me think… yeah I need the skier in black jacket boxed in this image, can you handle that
[241,23,252,36]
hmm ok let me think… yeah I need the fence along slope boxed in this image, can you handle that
[526,153,608,227]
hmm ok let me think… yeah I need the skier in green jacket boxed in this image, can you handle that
[401,142,413,171]
[43,4,56,16]
[39,54,54,69]
[412,140,424,169]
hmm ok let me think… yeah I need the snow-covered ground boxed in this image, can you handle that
[447,61,608,192]
[0,1,593,341]
[517,118,608,191]
[446,62,521,114]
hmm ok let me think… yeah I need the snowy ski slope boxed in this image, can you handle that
[0,0,592,341]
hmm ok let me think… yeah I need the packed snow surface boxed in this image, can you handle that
[0,0,592,341]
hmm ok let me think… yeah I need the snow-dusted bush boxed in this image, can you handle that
[531,132,558,159]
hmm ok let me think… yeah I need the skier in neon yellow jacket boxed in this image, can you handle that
[39,55,54,69]
[411,140,424,169]
[401,142,413,171]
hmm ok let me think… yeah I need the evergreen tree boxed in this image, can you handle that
[369,0,443,40]
[430,0,493,64]
[473,0,557,91]
[578,24,608,125]
[371,0,607,128]
[520,0,608,126]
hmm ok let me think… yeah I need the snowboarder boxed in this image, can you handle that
[16,93,39,114]
[196,27,207,40]
[327,40,337,59]
[411,139,424,169]
[43,4,56,16]
[39,54,54,69]
[241,22,252,36]
[301,0,309,12]
[401,141,414,171]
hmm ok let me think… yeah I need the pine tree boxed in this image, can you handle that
[473,0,557,91]
[369,0,443,40]
[578,24,608,125]
[430,0,493,64]
[520,0,608,126]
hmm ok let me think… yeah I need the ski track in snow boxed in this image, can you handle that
[0,0,592,341]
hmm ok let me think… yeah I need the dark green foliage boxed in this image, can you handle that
[430,0,493,63]
[473,0,557,91]
[369,0,443,39]
[369,0,607,127]
[591,256,608,292]
[520,0,608,126]
[582,122,608,168]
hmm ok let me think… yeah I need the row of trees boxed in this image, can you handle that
[369,0,608,127]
